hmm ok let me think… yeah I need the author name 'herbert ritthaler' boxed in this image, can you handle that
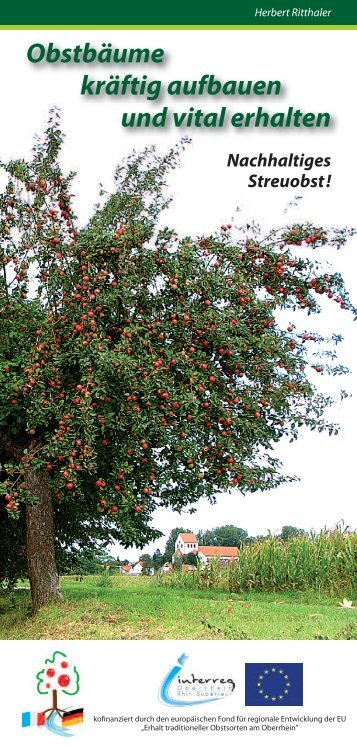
[255,8,332,17]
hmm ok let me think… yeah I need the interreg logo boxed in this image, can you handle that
[22,650,84,737]
[159,653,235,707]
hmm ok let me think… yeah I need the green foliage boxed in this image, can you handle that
[0,504,27,587]
[158,527,357,595]
[66,549,117,575]
[139,553,153,574]
[173,554,183,572]
[183,552,198,566]
[152,548,163,570]
[0,109,356,559]
[280,525,307,541]
[96,568,113,588]
[198,525,248,547]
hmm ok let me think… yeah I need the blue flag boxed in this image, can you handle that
[245,663,303,706]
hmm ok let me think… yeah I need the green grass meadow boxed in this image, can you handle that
[0,574,356,640]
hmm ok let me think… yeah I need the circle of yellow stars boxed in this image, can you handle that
[256,667,291,702]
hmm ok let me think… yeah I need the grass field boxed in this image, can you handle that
[0,575,355,640]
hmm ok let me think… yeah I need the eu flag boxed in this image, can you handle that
[245,663,303,706]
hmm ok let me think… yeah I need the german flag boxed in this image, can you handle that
[61,708,84,728]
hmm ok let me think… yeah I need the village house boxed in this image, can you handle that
[172,532,239,566]
[174,532,199,555]
[118,564,132,575]
[161,561,173,574]
[118,561,154,576]
[197,546,239,564]
[161,561,196,574]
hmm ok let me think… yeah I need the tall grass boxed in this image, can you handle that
[157,528,356,595]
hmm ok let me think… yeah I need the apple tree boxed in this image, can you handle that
[36,650,79,717]
[0,109,355,611]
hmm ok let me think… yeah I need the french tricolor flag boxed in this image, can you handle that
[21,711,46,728]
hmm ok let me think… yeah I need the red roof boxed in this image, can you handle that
[178,533,198,543]
[120,565,131,572]
[198,546,239,558]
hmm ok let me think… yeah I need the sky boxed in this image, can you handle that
[0,30,356,560]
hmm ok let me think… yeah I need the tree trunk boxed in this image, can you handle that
[26,469,61,612]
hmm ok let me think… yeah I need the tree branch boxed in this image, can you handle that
[0,431,23,460]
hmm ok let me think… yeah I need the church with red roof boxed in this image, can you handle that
[173,532,239,565]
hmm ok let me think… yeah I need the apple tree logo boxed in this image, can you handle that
[22,650,84,736]
[159,653,235,707]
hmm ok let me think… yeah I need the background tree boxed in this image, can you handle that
[172,555,183,572]
[139,553,153,574]
[152,548,163,570]
[117,555,129,565]
[246,533,269,544]
[280,525,307,541]
[0,110,355,611]
[183,552,198,566]
[198,524,249,548]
